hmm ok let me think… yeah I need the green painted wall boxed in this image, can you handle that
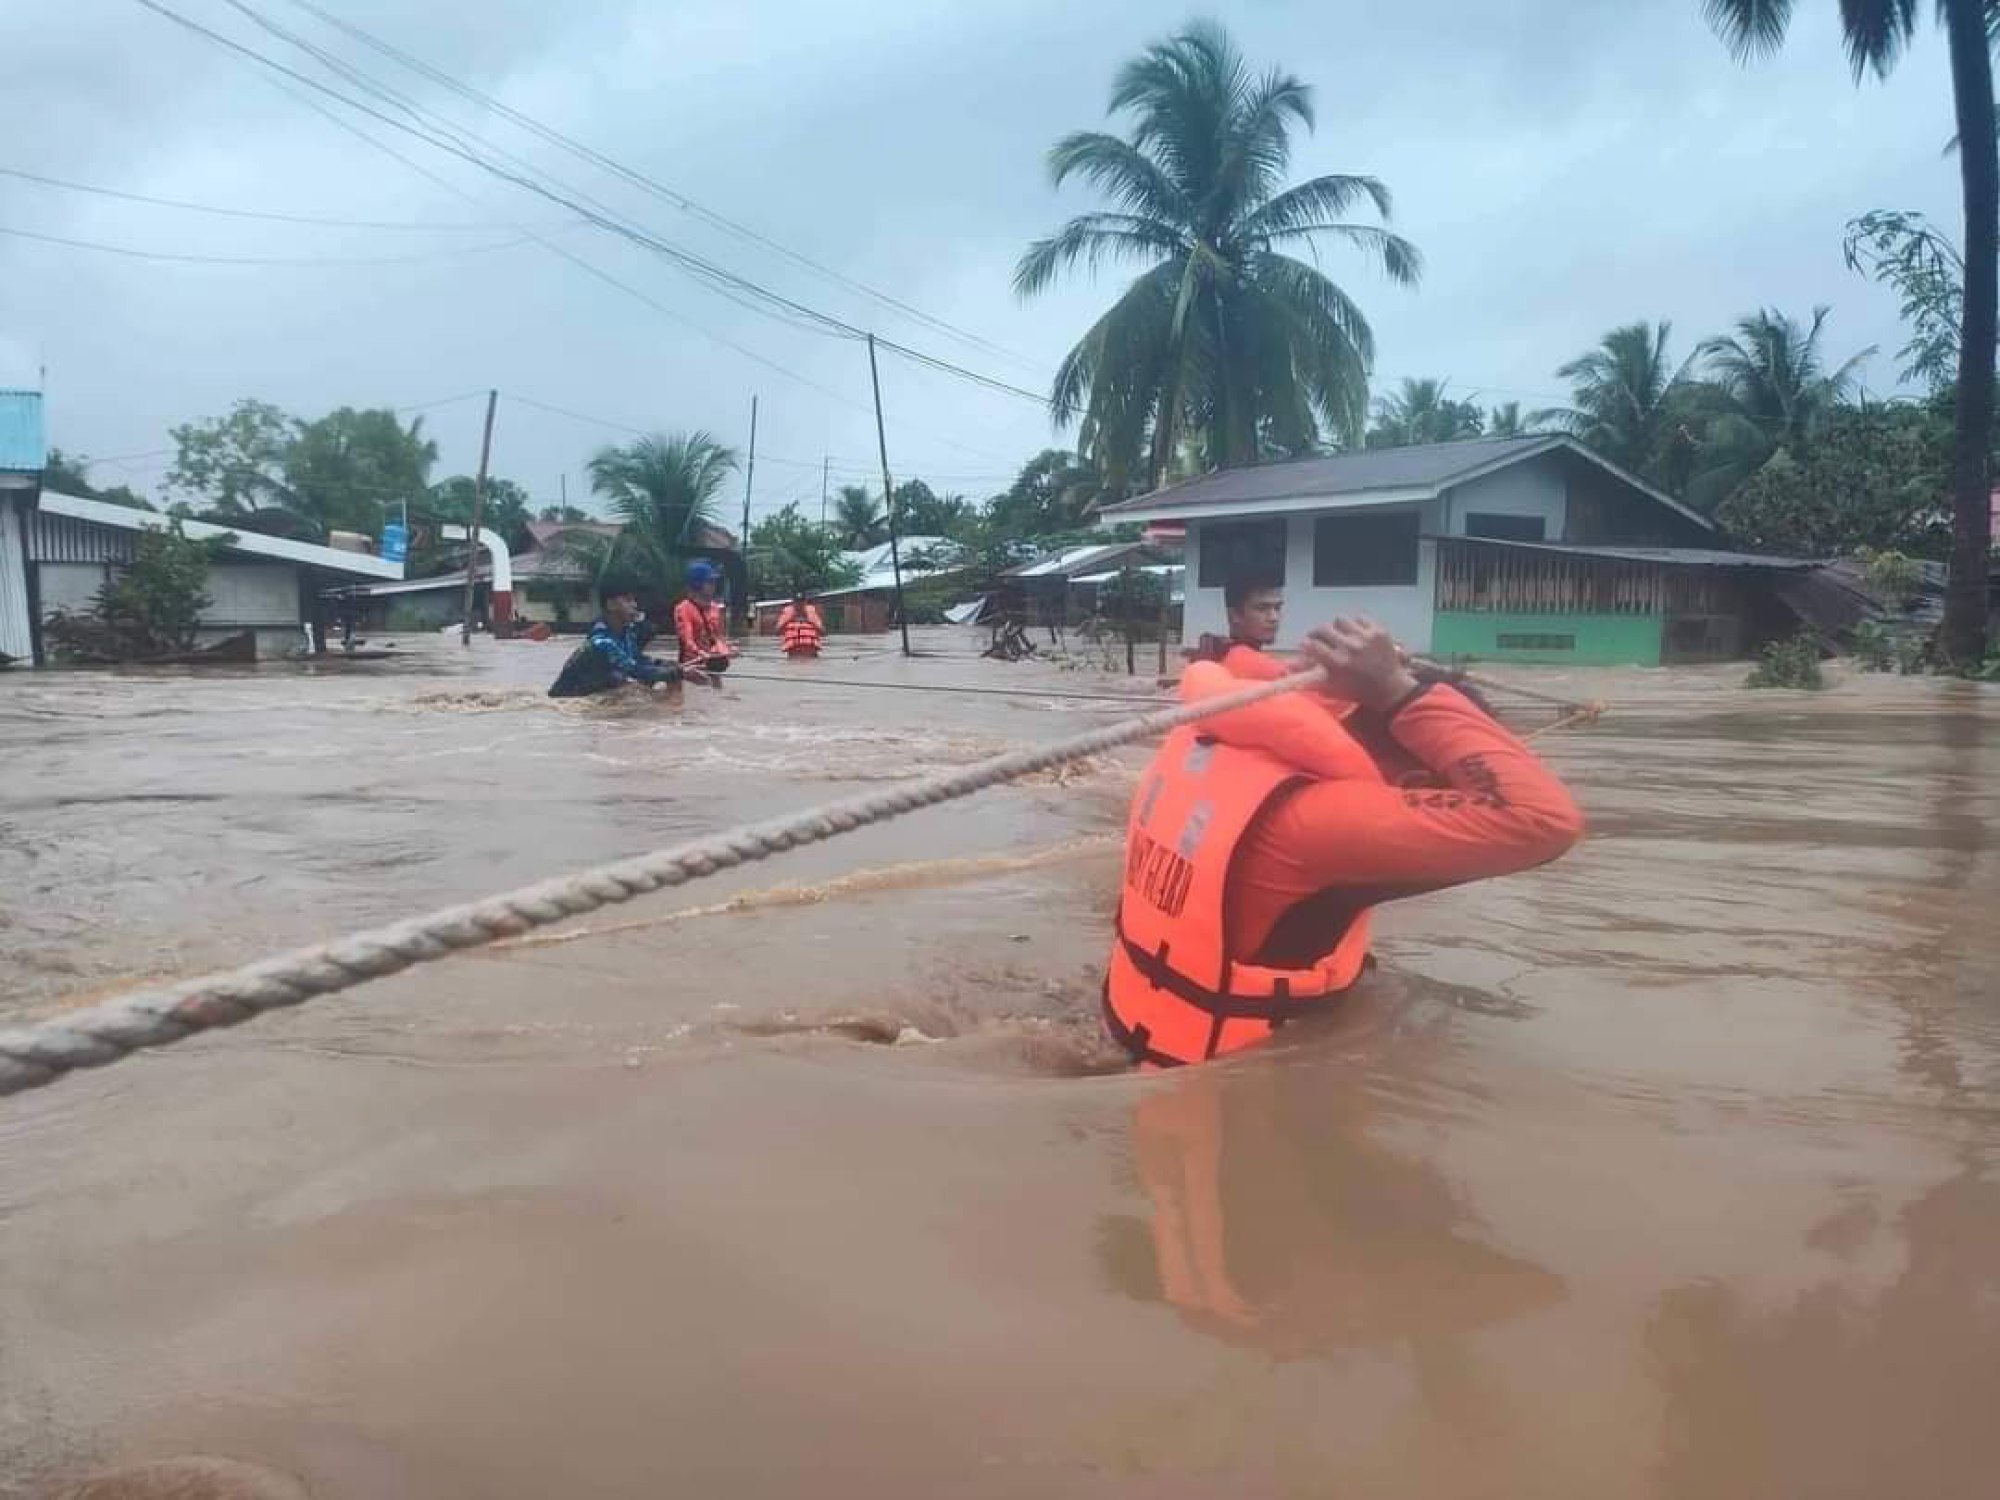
[1431,611,1663,666]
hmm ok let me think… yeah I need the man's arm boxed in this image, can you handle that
[589,625,680,687]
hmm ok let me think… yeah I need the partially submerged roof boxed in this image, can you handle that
[1004,541,1155,580]
[1098,434,1715,534]
[0,390,46,475]
[39,489,404,580]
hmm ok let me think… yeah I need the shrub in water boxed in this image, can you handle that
[1746,631,1825,690]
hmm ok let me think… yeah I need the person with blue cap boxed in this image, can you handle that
[673,558,734,675]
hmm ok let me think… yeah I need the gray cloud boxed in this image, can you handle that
[0,0,1967,509]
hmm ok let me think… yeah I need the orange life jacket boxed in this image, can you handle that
[1103,670,1377,1068]
[777,602,824,656]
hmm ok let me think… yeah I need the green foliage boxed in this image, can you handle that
[537,503,591,524]
[166,399,437,542]
[984,449,1106,540]
[1534,322,1700,488]
[1745,630,1825,690]
[891,479,976,538]
[1016,20,1420,488]
[1367,378,1485,448]
[1715,404,1950,556]
[43,446,153,509]
[748,503,862,597]
[421,475,534,550]
[1487,401,1530,438]
[1852,619,1930,674]
[832,485,886,548]
[1856,546,1924,607]
[45,521,224,659]
[586,431,737,592]
[1844,210,1967,393]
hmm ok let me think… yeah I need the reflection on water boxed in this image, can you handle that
[3,638,1999,1497]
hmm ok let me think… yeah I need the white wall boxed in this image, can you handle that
[38,560,111,617]
[202,562,301,625]
[0,495,34,661]
[1443,457,1567,537]
[1183,502,1439,652]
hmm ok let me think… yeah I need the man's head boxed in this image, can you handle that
[1224,576,1284,648]
[686,559,720,600]
[598,584,642,629]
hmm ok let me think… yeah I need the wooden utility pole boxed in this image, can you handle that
[460,388,498,647]
[739,395,758,626]
[819,454,829,530]
[866,333,911,658]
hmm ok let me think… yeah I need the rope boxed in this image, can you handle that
[722,670,1166,705]
[0,664,1329,1100]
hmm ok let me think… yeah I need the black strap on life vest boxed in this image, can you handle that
[1100,980,1183,1068]
[1114,916,1311,1023]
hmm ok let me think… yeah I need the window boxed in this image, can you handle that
[1312,511,1419,587]
[1196,518,1287,589]
[1464,512,1547,542]
[1496,632,1575,652]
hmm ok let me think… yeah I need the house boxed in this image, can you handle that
[0,388,45,662]
[752,536,962,634]
[997,541,1180,628]
[28,489,403,661]
[1095,434,1813,665]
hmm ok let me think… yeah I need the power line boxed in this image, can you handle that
[280,0,1047,373]
[0,164,543,232]
[0,222,540,266]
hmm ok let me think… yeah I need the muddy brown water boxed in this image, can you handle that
[3,629,1997,1498]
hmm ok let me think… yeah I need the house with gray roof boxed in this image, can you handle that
[1097,434,1813,665]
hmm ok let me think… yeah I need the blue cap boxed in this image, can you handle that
[686,559,718,586]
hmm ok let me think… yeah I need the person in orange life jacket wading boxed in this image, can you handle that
[1192,574,1288,682]
[776,590,826,659]
[1104,616,1585,1068]
[674,559,734,675]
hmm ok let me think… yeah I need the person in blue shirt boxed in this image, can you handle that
[548,583,712,698]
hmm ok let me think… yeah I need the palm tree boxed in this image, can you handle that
[1015,20,1421,491]
[585,431,737,587]
[1702,0,1993,660]
[832,485,886,549]
[1534,321,1698,484]
[1690,307,1873,504]
[1366,378,1484,448]
[1488,401,1530,438]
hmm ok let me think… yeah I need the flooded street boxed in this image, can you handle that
[3,630,1998,1498]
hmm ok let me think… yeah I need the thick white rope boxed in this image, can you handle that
[0,665,1333,1099]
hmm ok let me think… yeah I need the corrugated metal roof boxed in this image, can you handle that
[0,390,46,474]
[1444,536,1818,569]
[1005,542,1150,579]
[1098,434,1716,536]
[38,489,404,579]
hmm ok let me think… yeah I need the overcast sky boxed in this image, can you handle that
[0,0,1966,523]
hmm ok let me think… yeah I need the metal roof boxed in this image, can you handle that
[38,489,404,579]
[1443,535,1818,569]
[1097,434,1715,534]
[1004,542,1150,579]
[0,390,46,474]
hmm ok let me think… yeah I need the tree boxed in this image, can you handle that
[423,475,534,551]
[748,503,864,597]
[44,520,225,659]
[1844,209,1970,393]
[1535,322,1698,485]
[586,431,737,589]
[1015,20,1421,490]
[1715,403,1950,557]
[42,446,153,509]
[986,449,1107,540]
[166,398,299,531]
[284,407,437,539]
[832,484,886,548]
[1695,307,1871,497]
[1487,401,1531,438]
[891,479,977,538]
[1366,378,1485,448]
[1702,0,1994,662]
[538,503,591,524]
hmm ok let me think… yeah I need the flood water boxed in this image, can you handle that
[3,629,1998,1498]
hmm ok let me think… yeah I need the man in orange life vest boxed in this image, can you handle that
[674,559,734,675]
[1103,614,1585,1068]
[776,590,826,659]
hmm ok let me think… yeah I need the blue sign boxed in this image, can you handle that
[379,522,409,563]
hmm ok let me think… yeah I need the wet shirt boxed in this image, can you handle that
[674,598,729,664]
[547,618,678,697]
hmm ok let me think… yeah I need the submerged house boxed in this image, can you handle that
[1096,434,1812,665]
[0,388,44,662]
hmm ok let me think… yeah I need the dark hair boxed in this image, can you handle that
[1223,575,1283,612]
[597,573,644,607]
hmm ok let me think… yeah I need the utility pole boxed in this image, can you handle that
[460,388,497,647]
[866,334,911,658]
[819,454,829,530]
[739,395,758,627]
[559,473,568,512]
